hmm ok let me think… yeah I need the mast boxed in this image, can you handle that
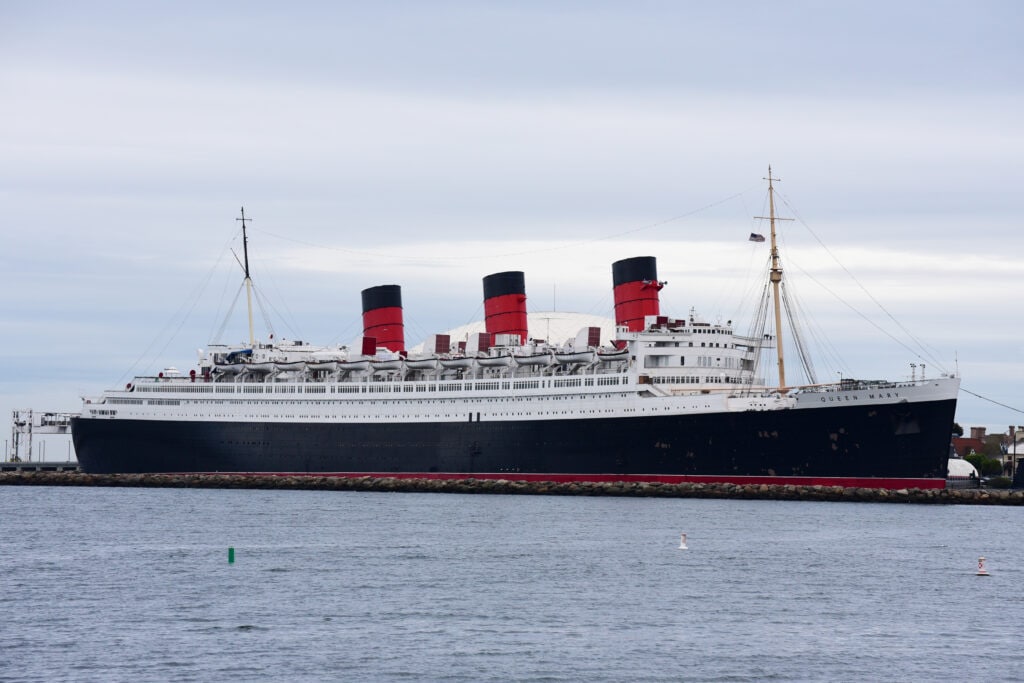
[236,207,256,348]
[756,166,793,392]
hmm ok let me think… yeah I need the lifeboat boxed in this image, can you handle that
[306,360,339,373]
[405,355,440,370]
[371,358,403,372]
[512,351,552,366]
[213,362,244,375]
[596,347,629,362]
[440,356,475,370]
[337,359,371,374]
[554,349,596,364]
[477,353,513,368]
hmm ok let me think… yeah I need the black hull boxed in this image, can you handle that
[72,398,956,484]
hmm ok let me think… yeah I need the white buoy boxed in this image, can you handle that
[678,533,688,550]
[976,556,990,576]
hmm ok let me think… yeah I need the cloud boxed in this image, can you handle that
[1,1,1022,437]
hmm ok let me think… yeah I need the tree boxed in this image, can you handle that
[982,435,1004,457]
[965,453,1002,476]
[952,422,964,437]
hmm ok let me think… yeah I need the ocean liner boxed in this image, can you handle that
[71,173,960,488]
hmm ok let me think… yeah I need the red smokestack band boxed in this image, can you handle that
[361,284,405,352]
[482,271,527,344]
[612,256,661,332]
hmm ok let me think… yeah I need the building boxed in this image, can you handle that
[951,427,987,458]
[953,425,1024,478]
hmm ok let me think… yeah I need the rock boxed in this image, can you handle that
[3,470,1024,504]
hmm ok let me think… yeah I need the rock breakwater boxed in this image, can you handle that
[2,471,1022,505]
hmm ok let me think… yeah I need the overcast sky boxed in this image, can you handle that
[2,1,1022,457]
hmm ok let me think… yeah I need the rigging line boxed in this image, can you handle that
[745,278,772,387]
[327,318,361,349]
[771,224,848,377]
[117,236,237,384]
[208,227,255,342]
[780,282,818,384]
[402,311,435,349]
[208,261,241,342]
[960,387,1024,415]
[786,257,946,370]
[583,287,615,320]
[783,254,848,379]
[459,300,486,333]
[249,185,762,264]
[213,282,245,344]
[251,284,277,339]
[722,244,768,327]
[250,252,304,340]
[798,291,847,376]
[775,191,946,370]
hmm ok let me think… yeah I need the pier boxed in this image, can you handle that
[0,461,80,473]
[1,471,1021,505]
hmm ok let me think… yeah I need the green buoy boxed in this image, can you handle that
[228,547,235,564]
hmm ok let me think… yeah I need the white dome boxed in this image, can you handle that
[947,458,979,479]
[409,311,617,353]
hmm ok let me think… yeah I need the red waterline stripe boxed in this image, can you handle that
[195,471,947,490]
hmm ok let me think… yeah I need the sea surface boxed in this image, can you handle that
[3,486,1023,682]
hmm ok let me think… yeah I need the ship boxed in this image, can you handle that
[71,172,960,489]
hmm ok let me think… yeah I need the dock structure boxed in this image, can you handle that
[8,409,78,468]
[0,461,80,472]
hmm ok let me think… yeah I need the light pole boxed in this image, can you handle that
[1013,426,1019,480]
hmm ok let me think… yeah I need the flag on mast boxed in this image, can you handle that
[749,233,766,242]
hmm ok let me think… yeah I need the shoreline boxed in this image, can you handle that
[2,471,1022,505]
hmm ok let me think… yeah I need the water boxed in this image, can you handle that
[3,487,1023,682]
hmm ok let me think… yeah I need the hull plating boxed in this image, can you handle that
[72,397,956,485]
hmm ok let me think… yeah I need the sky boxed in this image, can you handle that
[2,0,1022,459]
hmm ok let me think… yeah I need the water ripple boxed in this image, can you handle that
[3,487,1023,682]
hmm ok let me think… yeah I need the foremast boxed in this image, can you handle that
[237,207,256,349]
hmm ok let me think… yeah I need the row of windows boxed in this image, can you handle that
[112,402,713,421]
[132,376,624,395]
[650,375,746,385]
[643,355,742,370]
[131,394,624,408]
[648,340,734,349]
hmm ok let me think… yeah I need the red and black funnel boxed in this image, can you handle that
[612,256,662,332]
[483,271,527,345]
[361,284,405,352]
